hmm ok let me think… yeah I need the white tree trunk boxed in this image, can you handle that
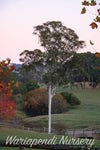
[48,84,52,134]
[48,84,56,134]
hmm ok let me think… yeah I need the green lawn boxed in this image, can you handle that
[72,88,100,106]
[0,127,53,150]
[0,127,100,150]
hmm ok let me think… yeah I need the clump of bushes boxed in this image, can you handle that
[60,91,81,106]
[52,93,66,113]
[23,88,66,117]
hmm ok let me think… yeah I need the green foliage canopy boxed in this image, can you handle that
[20,21,85,86]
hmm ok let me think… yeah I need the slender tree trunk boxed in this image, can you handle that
[48,84,52,134]
[48,84,56,134]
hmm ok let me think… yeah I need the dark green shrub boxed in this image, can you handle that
[14,94,23,110]
[60,91,81,106]
[16,80,40,94]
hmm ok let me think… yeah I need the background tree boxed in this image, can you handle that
[67,53,87,89]
[20,21,85,133]
[83,52,100,87]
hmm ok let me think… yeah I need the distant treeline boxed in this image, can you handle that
[13,52,100,88]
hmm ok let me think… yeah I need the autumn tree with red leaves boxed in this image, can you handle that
[81,0,100,68]
[0,58,18,120]
[81,0,100,29]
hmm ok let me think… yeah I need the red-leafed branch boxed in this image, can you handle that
[0,58,18,120]
[81,0,100,29]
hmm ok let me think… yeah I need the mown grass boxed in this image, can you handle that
[0,127,100,150]
[71,89,100,106]
[19,108,100,129]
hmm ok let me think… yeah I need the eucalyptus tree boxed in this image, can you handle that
[20,21,85,134]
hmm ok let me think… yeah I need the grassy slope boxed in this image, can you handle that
[19,88,100,129]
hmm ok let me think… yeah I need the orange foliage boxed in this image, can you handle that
[90,22,98,29]
[81,0,100,29]
[95,52,100,57]
[23,88,66,116]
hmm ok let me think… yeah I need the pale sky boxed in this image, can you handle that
[0,0,100,63]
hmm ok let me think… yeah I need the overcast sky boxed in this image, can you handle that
[0,0,100,63]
